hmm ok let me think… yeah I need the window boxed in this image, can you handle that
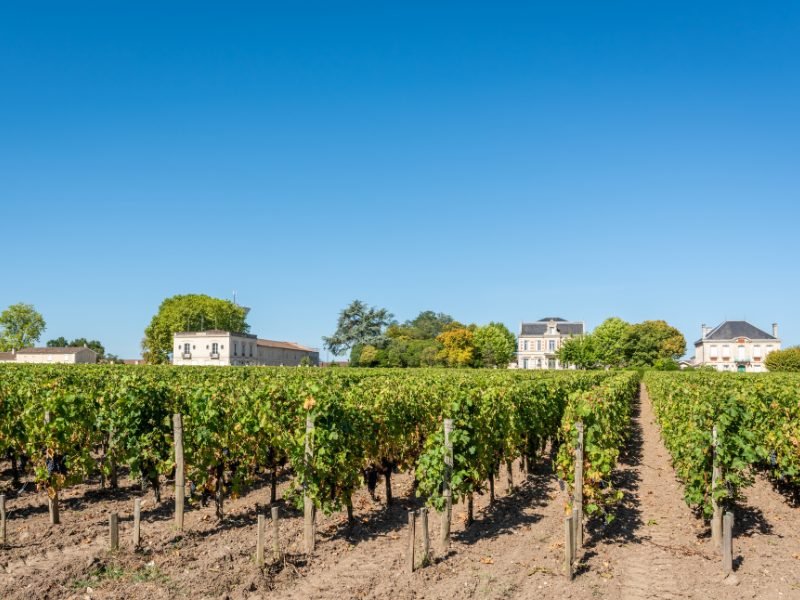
[523,340,529,351]
[183,343,190,355]
[722,345,730,358]
[536,340,541,352]
[250,343,254,357]
[753,345,761,358]
[548,340,556,352]
[234,342,238,356]
[211,342,219,355]
[737,345,746,361]
[522,358,529,369]
[709,345,718,359]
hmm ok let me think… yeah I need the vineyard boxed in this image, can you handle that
[1,365,800,599]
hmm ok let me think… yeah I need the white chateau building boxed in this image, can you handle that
[172,330,319,367]
[515,318,585,370]
[693,321,780,372]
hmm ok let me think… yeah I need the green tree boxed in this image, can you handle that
[557,334,599,369]
[592,317,632,368]
[323,300,393,357]
[764,347,800,372]
[47,336,69,347]
[623,320,686,367]
[0,303,46,351]
[359,344,379,366]
[473,322,516,367]
[142,294,250,364]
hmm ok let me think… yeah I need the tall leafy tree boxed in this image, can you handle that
[592,317,631,368]
[47,336,69,347]
[473,322,516,367]
[142,294,250,364]
[623,320,686,367]
[323,300,393,357]
[556,334,599,369]
[0,303,46,351]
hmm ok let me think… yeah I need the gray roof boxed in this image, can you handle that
[696,321,777,345]
[16,346,97,355]
[538,317,567,322]
[521,320,584,336]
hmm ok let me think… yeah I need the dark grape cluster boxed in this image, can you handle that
[45,454,67,476]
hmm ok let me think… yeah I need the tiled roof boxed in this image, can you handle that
[257,339,316,352]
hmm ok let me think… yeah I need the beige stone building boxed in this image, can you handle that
[172,330,319,367]
[693,321,780,372]
[515,317,585,370]
[0,347,98,364]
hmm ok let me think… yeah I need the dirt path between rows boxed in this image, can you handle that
[3,382,800,599]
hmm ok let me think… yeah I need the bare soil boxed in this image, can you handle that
[2,385,800,599]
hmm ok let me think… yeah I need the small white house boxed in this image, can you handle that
[3,346,99,364]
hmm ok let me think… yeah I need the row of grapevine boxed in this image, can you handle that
[0,365,614,523]
[555,371,640,520]
[644,371,800,517]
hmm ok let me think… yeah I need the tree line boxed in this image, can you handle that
[323,301,517,368]
[556,317,687,369]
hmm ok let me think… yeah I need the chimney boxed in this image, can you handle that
[701,324,710,339]
[772,323,778,338]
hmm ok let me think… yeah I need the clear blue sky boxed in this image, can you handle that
[2,2,798,359]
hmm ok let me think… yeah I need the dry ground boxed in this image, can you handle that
[2,386,800,599]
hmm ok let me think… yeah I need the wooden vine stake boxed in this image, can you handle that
[571,507,579,562]
[420,508,430,566]
[133,498,141,549]
[506,460,514,494]
[271,505,281,562]
[722,511,734,575]
[0,494,6,546]
[441,418,454,551]
[564,514,574,580]
[304,414,316,555]
[574,421,584,549]
[256,514,266,566]
[109,513,119,551]
[711,425,722,551]
[49,493,60,525]
[173,414,185,532]
[407,510,416,573]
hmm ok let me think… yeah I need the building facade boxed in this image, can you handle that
[0,347,98,364]
[172,330,319,367]
[516,317,585,370]
[693,321,780,372]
